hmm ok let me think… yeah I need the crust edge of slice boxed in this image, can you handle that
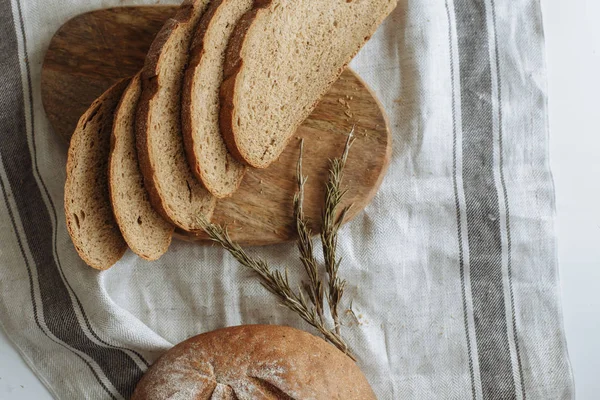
[65,79,130,270]
[219,0,397,169]
[109,73,175,261]
[182,0,249,198]
[219,3,269,168]
[135,0,216,230]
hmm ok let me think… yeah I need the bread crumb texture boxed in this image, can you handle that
[183,0,253,197]
[138,0,215,230]
[65,80,130,270]
[226,0,397,168]
[110,74,174,260]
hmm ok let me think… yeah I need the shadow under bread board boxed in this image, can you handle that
[42,6,392,246]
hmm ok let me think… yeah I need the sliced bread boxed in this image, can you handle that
[136,0,216,231]
[65,79,130,270]
[182,0,253,198]
[220,0,398,168]
[109,73,175,261]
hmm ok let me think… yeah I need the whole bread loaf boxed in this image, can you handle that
[65,79,130,270]
[131,325,376,399]
[109,73,174,261]
[136,0,215,231]
[220,0,398,168]
[182,0,253,198]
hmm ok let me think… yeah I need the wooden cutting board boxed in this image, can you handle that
[42,6,391,246]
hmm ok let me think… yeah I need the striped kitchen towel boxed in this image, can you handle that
[0,0,573,398]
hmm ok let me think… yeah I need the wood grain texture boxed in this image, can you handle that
[42,6,391,245]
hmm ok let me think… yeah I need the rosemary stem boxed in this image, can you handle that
[294,140,325,322]
[197,128,357,362]
[321,131,354,338]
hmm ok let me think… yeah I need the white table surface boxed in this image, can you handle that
[1,0,599,398]
[545,0,600,399]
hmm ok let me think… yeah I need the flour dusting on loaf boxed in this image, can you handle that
[131,325,376,399]
[137,350,216,399]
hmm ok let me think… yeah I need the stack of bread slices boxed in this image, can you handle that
[64,0,398,270]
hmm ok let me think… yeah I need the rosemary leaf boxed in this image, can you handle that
[294,139,325,321]
[198,216,355,361]
[197,128,358,361]
[321,130,355,334]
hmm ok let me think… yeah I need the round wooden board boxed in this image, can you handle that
[42,6,391,246]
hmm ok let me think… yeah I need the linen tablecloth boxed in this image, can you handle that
[0,0,573,398]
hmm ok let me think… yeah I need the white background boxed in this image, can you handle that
[544,0,600,399]
[1,0,598,398]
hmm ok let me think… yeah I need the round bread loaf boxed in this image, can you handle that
[132,325,376,399]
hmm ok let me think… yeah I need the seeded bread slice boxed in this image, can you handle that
[109,73,174,261]
[182,0,253,198]
[220,0,398,168]
[136,0,216,231]
[65,79,130,270]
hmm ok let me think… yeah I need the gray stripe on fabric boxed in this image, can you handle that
[488,1,526,397]
[453,0,517,398]
[0,4,118,398]
[13,0,149,371]
[445,0,476,398]
[0,158,118,400]
[0,0,144,397]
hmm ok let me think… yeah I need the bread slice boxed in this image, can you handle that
[220,0,398,168]
[109,73,174,261]
[65,79,130,270]
[182,0,253,198]
[136,0,216,231]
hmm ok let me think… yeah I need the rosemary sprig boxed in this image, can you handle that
[199,218,355,360]
[321,129,355,334]
[293,140,325,321]
[198,129,357,360]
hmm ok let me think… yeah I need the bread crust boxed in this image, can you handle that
[65,79,130,270]
[109,73,175,261]
[219,0,397,169]
[142,1,197,81]
[182,0,248,198]
[131,325,377,400]
[219,3,268,167]
[136,0,216,230]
